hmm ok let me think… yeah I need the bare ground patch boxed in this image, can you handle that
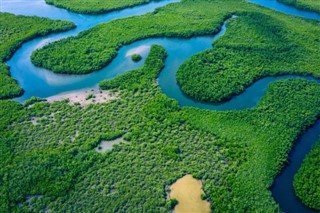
[46,88,118,107]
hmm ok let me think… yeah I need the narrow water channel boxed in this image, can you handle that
[1,0,320,212]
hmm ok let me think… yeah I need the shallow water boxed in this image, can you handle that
[169,175,210,213]
[2,0,320,212]
[1,0,180,101]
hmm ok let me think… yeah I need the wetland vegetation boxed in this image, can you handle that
[2,0,320,212]
[31,0,244,74]
[177,10,320,102]
[131,53,142,62]
[45,0,153,14]
[30,0,320,103]
[278,0,320,13]
[294,140,320,210]
[0,12,75,99]
[2,45,320,212]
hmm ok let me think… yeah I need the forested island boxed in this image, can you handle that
[45,0,153,14]
[1,0,320,212]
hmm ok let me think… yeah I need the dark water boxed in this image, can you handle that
[1,0,320,212]
[271,120,320,213]
[246,1,320,213]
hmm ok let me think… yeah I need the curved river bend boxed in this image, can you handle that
[1,0,320,212]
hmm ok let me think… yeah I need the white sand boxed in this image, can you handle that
[46,89,117,107]
[31,117,39,125]
[126,45,150,57]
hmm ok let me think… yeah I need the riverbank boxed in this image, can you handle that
[45,0,154,15]
[0,13,75,99]
[46,88,117,107]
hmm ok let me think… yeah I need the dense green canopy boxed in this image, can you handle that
[294,141,320,210]
[2,45,320,212]
[45,0,152,14]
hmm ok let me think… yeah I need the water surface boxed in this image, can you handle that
[2,0,320,212]
[169,175,210,213]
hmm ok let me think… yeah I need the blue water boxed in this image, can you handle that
[1,0,320,212]
[249,0,320,20]
[1,0,180,101]
[271,120,320,213]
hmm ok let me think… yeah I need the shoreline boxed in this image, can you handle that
[46,88,117,107]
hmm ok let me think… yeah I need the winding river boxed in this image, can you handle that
[1,0,320,212]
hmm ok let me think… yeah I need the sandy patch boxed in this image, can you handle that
[126,45,150,57]
[46,89,117,107]
[31,117,39,125]
[95,137,127,153]
[169,175,210,213]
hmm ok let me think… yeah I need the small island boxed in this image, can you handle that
[131,53,142,62]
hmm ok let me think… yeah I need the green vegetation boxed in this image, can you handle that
[85,93,94,100]
[0,12,75,99]
[131,53,142,62]
[30,0,320,111]
[24,96,46,107]
[294,140,320,210]
[278,0,320,13]
[3,45,320,212]
[201,193,207,200]
[3,0,320,211]
[45,0,152,14]
[99,44,166,90]
[0,63,23,100]
[31,0,248,74]
[183,78,320,211]
[166,198,178,210]
[177,11,320,102]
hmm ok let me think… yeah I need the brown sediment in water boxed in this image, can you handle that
[169,174,210,213]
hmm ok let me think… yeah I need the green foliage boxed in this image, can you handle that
[9,151,90,199]
[2,0,320,211]
[201,193,207,200]
[31,0,245,74]
[99,45,167,91]
[0,64,23,99]
[131,53,142,62]
[85,93,94,100]
[0,12,75,99]
[177,11,320,102]
[24,96,46,107]
[278,0,320,13]
[200,194,208,200]
[45,0,151,14]
[162,145,180,160]
[166,198,178,209]
[294,140,320,210]
[3,45,320,212]
[183,78,320,212]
